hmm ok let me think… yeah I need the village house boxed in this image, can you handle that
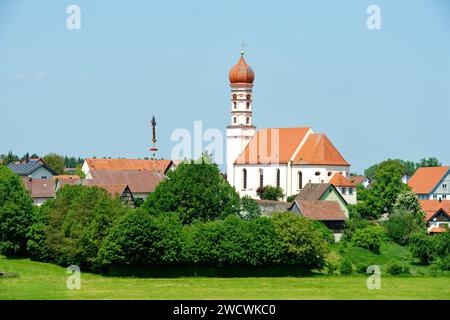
[22,177,56,206]
[419,200,450,234]
[408,166,450,200]
[225,53,353,202]
[7,158,56,180]
[349,175,371,188]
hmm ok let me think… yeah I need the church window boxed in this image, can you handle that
[315,171,320,176]
[233,102,237,109]
[328,172,332,177]
[298,171,303,190]
[259,169,264,188]
[232,94,237,100]
[243,169,247,190]
[246,94,251,100]
[246,102,250,109]
[233,117,237,124]
[246,117,250,125]
[276,169,280,188]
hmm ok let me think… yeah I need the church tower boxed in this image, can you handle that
[226,51,257,186]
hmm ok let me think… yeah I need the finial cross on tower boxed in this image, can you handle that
[240,42,246,56]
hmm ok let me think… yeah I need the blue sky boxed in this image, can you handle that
[0,0,449,173]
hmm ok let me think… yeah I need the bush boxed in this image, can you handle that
[0,166,34,255]
[271,212,328,269]
[355,262,374,274]
[384,209,425,245]
[239,196,261,220]
[27,185,127,271]
[351,226,384,254]
[181,215,283,266]
[432,255,450,271]
[257,186,284,201]
[339,259,353,275]
[386,262,410,275]
[98,210,182,268]
[409,232,434,265]
[286,194,297,202]
[432,232,450,259]
[310,220,334,243]
[342,217,371,242]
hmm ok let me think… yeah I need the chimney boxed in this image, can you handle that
[439,198,442,203]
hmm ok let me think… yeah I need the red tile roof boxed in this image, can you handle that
[22,178,55,198]
[85,170,165,194]
[349,175,368,186]
[85,158,173,174]
[429,227,449,233]
[330,172,355,187]
[54,175,81,187]
[234,127,311,165]
[420,200,450,221]
[296,200,347,221]
[293,134,350,166]
[87,183,128,197]
[408,167,450,194]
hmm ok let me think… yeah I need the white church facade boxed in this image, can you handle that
[225,52,355,202]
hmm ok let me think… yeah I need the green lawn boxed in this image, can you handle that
[1,256,450,300]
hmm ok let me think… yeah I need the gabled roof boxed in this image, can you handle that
[85,158,173,174]
[22,177,55,198]
[429,227,449,233]
[408,167,450,194]
[420,200,450,221]
[295,200,347,221]
[330,172,355,187]
[234,127,311,165]
[295,183,333,201]
[349,175,368,186]
[87,183,129,197]
[85,170,166,194]
[8,159,57,176]
[293,134,350,166]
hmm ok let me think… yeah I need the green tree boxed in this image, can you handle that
[42,153,65,175]
[144,161,240,224]
[75,164,86,179]
[409,232,434,265]
[357,159,410,219]
[98,210,182,267]
[0,166,34,255]
[239,196,261,220]
[271,212,328,269]
[417,157,441,168]
[393,190,425,223]
[1,151,19,166]
[27,185,127,270]
[384,209,425,245]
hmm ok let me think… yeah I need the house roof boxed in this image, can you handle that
[349,175,368,186]
[408,167,450,194]
[295,183,333,201]
[85,158,173,174]
[54,175,81,187]
[87,183,129,197]
[330,172,355,187]
[85,170,165,194]
[234,127,311,165]
[22,177,55,198]
[295,200,347,221]
[420,200,450,221]
[8,159,57,176]
[293,134,350,166]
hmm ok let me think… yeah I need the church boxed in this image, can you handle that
[225,52,355,202]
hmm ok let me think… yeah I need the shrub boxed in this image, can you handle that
[0,166,34,255]
[342,217,371,242]
[386,262,410,275]
[351,226,384,254]
[257,186,284,201]
[310,220,334,243]
[181,215,282,266]
[98,210,182,268]
[409,232,434,265]
[355,262,374,274]
[271,212,328,269]
[384,209,425,245]
[239,196,261,220]
[27,185,127,271]
[432,232,450,259]
[286,194,297,202]
[432,255,450,271]
[339,259,353,275]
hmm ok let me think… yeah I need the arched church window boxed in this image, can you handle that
[243,169,247,190]
[233,117,237,124]
[232,94,237,100]
[298,171,303,190]
[246,102,250,109]
[259,169,264,188]
[233,102,237,109]
[276,169,280,188]
[246,94,251,100]
[246,117,250,125]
